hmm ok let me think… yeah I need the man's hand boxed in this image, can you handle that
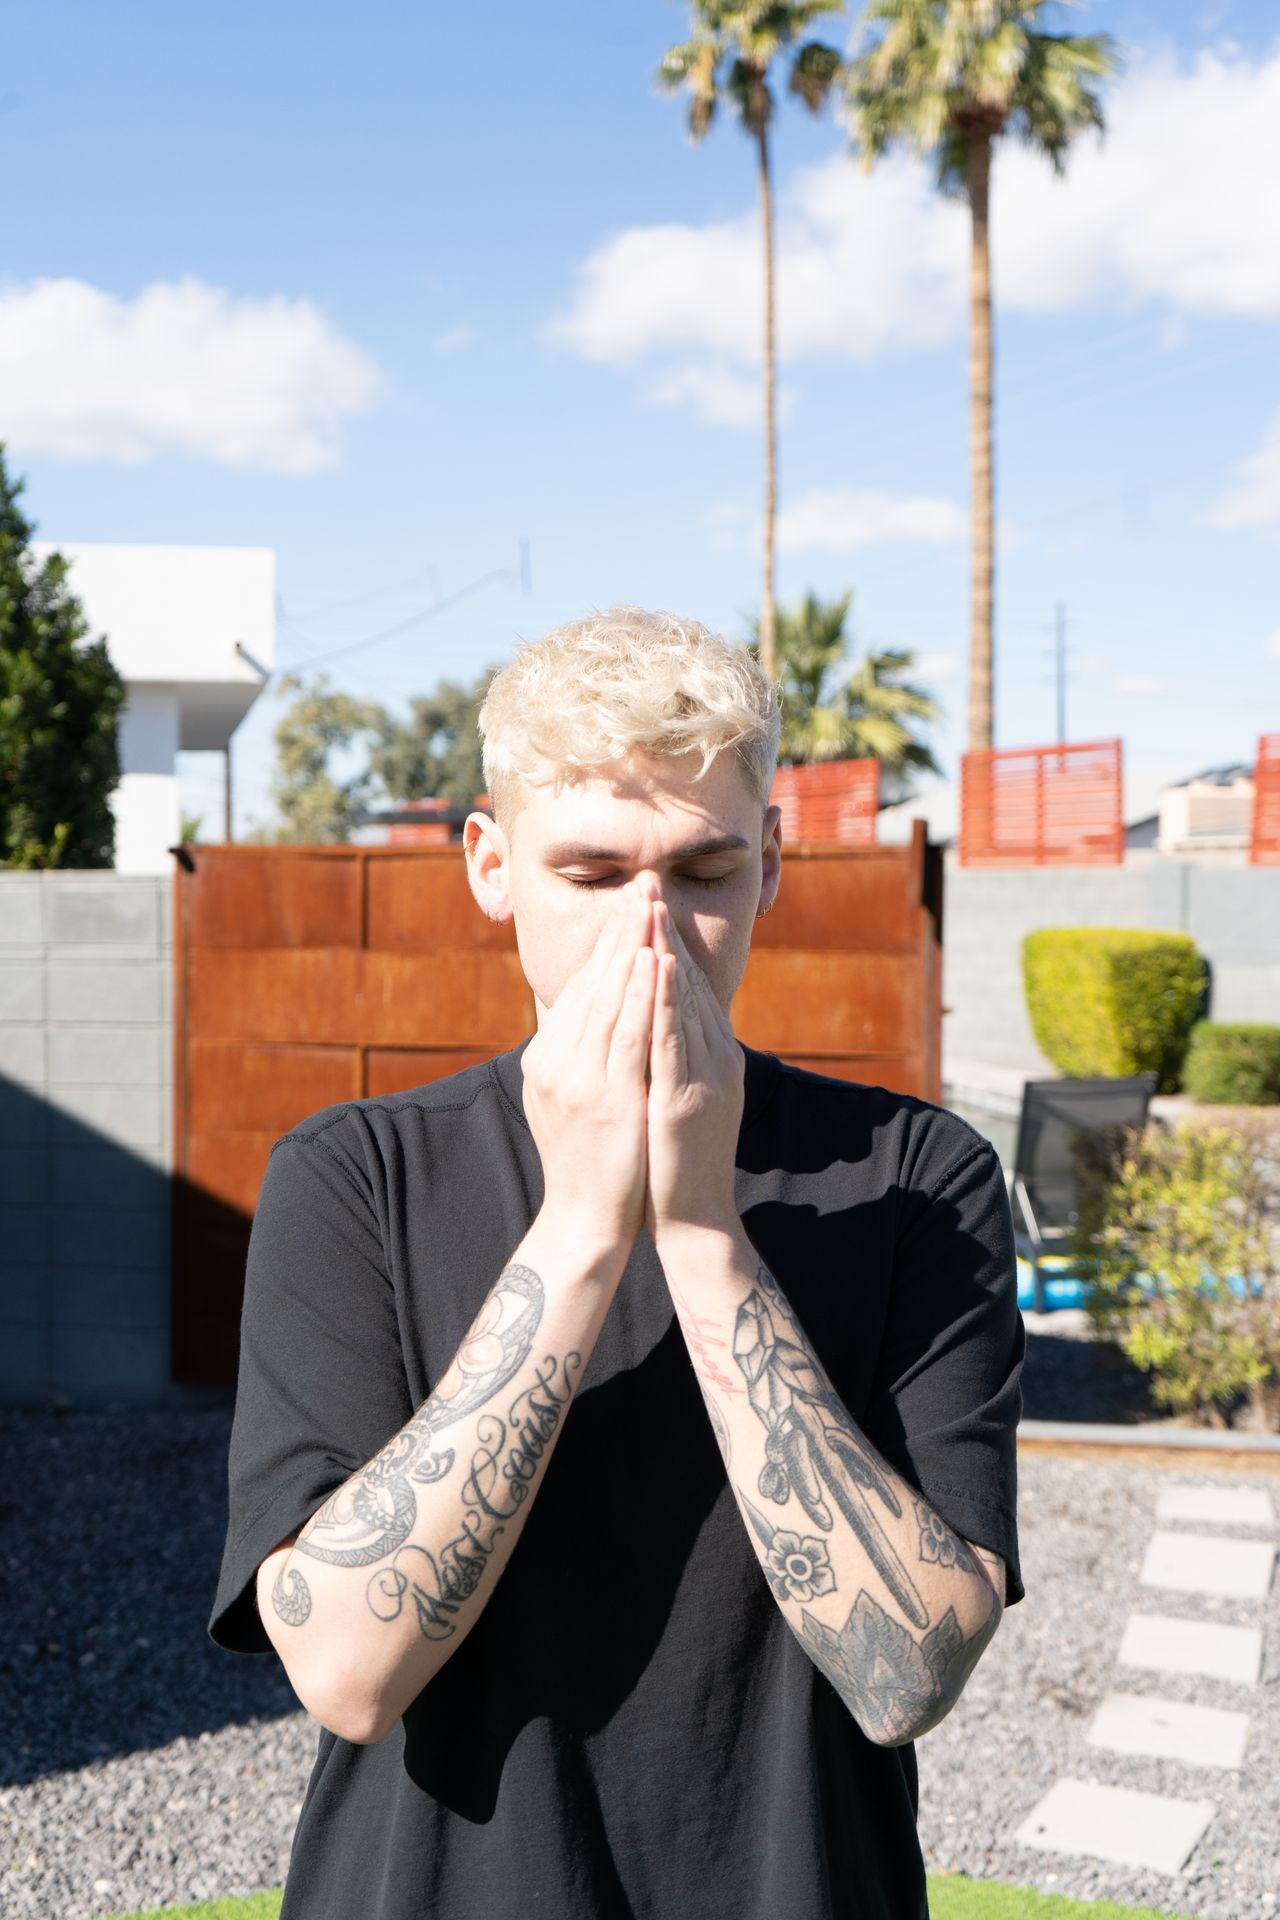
[643,896,744,1241]
[521,881,657,1252]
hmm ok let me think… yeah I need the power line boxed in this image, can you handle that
[279,541,532,676]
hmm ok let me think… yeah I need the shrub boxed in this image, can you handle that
[1022,928,1205,1092]
[1071,1119,1280,1428]
[1182,1022,1280,1106]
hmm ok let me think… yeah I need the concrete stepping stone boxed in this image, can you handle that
[1015,1778,1216,1875]
[1140,1530,1276,1600]
[1156,1485,1275,1529]
[1087,1691,1250,1769]
[1119,1611,1263,1686]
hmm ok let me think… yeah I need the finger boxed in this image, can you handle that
[665,911,735,1052]
[607,945,657,1081]
[650,946,687,1093]
[558,884,644,1045]
[656,911,713,1065]
[580,897,654,1070]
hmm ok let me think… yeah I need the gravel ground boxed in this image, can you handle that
[1,1393,1277,1920]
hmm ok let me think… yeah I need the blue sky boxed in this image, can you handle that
[4,0,1278,832]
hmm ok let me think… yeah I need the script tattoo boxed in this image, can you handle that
[271,1564,312,1627]
[733,1268,929,1628]
[294,1263,545,1569]
[799,1585,999,1745]
[366,1351,581,1640]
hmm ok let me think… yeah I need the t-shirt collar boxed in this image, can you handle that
[491,1031,780,1138]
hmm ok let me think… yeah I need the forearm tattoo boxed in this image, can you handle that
[733,1268,928,1629]
[288,1262,583,1642]
[733,1264,1002,1742]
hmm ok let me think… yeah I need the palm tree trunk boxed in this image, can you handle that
[757,121,778,684]
[966,132,995,754]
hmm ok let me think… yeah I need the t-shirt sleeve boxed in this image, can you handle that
[208,1124,414,1653]
[860,1127,1026,1607]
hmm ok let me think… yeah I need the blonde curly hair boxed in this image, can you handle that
[478,606,781,833]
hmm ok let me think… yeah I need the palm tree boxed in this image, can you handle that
[659,2,845,681]
[843,1,1120,753]
[750,590,943,797]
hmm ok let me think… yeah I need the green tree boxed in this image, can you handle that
[749,590,942,799]
[369,668,497,811]
[658,2,844,681]
[269,673,384,843]
[0,447,125,868]
[843,1,1120,752]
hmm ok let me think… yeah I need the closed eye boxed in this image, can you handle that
[564,872,734,891]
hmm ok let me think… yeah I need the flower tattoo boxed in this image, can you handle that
[765,1531,836,1604]
[916,1499,964,1569]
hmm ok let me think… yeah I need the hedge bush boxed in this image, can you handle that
[1182,1022,1280,1106]
[1022,928,1205,1092]
[1071,1120,1280,1428]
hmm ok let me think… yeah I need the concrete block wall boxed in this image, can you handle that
[942,856,1280,1075]
[0,873,172,1404]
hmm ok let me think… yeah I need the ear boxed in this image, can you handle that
[759,802,782,912]
[463,811,513,924]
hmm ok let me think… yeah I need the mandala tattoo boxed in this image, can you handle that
[271,1564,312,1627]
[733,1271,929,1629]
[295,1263,545,1570]
[800,1587,998,1746]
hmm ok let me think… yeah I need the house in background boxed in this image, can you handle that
[32,542,276,873]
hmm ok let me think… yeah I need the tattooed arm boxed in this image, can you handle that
[255,879,668,1743]
[256,1212,627,1744]
[658,1223,1005,1748]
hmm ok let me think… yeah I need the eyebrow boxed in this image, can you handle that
[541,834,752,865]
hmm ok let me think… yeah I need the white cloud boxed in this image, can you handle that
[550,42,1280,384]
[433,324,472,354]
[1208,408,1280,529]
[778,487,966,553]
[0,276,381,472]
[646,361,797,430]
[912,651,959,681]
[1114,674,1168,695]
[1267,630,1280,658]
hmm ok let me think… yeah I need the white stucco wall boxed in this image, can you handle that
[29,542,276,869]
[114,689,181,873]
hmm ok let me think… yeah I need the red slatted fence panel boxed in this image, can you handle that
[1249,734,1280,865]
[960,738,1124,867]
[769,758,880,846]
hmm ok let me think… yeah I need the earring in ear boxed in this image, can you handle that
[756,901,773,918]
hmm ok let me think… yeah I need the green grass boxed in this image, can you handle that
[929,1879,1196,1920]
[107,1880,1196,1920]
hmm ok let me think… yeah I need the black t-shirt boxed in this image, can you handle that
[210,1040,1024,1920]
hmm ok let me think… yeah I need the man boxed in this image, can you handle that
[210,607,1023,1920]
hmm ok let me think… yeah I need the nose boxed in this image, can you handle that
[632,871,668,911]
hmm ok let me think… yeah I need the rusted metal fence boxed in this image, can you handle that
[1250,733,1280,865]
[171,823,941,1385]
[959,738,1124,867]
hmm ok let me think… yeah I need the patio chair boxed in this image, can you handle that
[1010,1073,1159,1313]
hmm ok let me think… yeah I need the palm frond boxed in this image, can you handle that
[842,0,1121,183]
[789,38,843,112]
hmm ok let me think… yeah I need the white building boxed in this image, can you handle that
[33,542,276,873]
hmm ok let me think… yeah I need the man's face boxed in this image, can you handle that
[467,749,782,1024]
